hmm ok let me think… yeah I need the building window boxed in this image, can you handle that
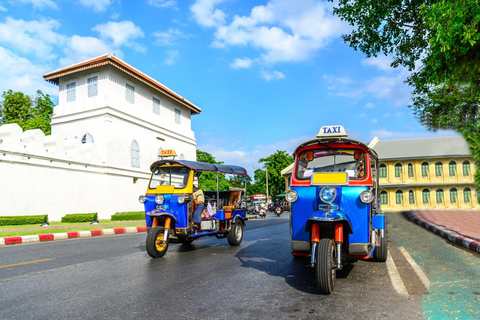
[464,188,471,203]
[408,163,414,178]
[67,82,76,102]
[422,189,430,204]
[395,163,402,178]
[435,162,443,177]
[88,76,98,97]
[395,190,403,204]
[409,190,415,204]
[463,161,471,176]
[436,189,444,204]
[131,140,140,168]
[179,153,185,160]
[450,188,458,204]
[157,147,163,160]
[421,162,429,177]
[126,83,135,103]
[449,161,457,176]
[81,132,94,143]
[379,164,387,178]
[153,97,160,115]
[175,108,181,124]
[380,191,388,205]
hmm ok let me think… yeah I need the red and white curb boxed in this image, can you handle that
[0,226,147,246]
[405,211,480,254]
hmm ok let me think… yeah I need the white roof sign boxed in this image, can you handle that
[316,125,348,138]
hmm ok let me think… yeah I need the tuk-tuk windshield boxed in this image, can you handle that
[149,166,190,189]
[296,148,365,180]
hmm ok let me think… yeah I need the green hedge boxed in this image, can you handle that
[61,213,98,223]
[111,211,145,221]
[0,215,48,226]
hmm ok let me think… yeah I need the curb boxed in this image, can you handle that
[404,211,480,254]
[0,226,147,246]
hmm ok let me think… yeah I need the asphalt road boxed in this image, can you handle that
[1,213,478,319]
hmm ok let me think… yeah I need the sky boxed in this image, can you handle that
[0,0,458,176]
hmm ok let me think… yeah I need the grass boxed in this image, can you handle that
[0,220,146,238]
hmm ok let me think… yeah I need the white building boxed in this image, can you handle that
[0,54,201,221]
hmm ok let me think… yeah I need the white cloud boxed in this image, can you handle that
[371,118,378,124]
[92,21,145,51]
[0,46,55,96]
[18,0,58,10]
[0,17,65,60]
[148,0,177,9]
[164,49,178,65]
[60,35,114,67]
[191,0,349,67]
[0,5,7,11]
[362,55,394,71]
[190,0,227,28]
[153,28,192,46]
[260,70,285,81]
[230,57,253,69]
[365,102,374,109]
[79,0,112,13]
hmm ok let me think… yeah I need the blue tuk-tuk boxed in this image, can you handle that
[139,153,248,258]
[286,125,387,294]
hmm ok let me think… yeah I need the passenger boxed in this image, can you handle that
[354,150,365,178]
[192,178,205,232]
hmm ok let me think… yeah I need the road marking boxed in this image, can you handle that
[0,258,54,269]
[386,251,409,297]
[398,246,431,289]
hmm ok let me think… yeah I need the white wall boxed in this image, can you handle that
[0,123,149,221]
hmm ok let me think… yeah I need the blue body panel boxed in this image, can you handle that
[291,186,371,245]
[143,194,189,228]
[372,214,385,230]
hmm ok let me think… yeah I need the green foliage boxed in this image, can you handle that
[332,0,480,194]
[0,90,54,135]
[256,150,294,198]
[0,215,48,226]
[196,149,230,191]
[111,211,145,221]
[61,213,98,223]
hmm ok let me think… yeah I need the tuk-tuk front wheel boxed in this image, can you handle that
[227,222,243,246]
[146,226,169,258]
[373,235,388,262]
[315,238,336,294]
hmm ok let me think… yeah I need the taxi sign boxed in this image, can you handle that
[316,125,348,138]
[158,149,178,157]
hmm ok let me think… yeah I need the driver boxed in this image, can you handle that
[192,176,205,232]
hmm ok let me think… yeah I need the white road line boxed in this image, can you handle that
[386,251,409,297]
[398,246,431,289]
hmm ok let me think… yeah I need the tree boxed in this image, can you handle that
[196,149,230,191]
[0,90,54,135]
[331,0,480,195]
[256,150,294,198]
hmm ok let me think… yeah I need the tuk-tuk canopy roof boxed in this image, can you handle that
[294,137,378,160]
[150,160,248,176]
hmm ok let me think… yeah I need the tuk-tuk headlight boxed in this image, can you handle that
[155,194,165,204]
[320,187,336,204]
[178,195,190,204]
[360,190,374,203]
[138,195,146,204]
[285,190,298,203]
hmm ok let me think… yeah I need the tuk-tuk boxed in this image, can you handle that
[139,151,248,258]
[286,125,387,294]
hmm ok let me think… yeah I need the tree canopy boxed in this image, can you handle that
[255,150,294,198]
[196,149,230,191]
[332,0,480,193]
[0,90,54,135]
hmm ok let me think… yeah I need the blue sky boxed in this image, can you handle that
[0,0,457,174]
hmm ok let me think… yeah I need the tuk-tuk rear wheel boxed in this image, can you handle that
[146,226,169,258]
[315,238,336,294]
[227,221,243,246]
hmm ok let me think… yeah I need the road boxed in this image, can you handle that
[1,213,479,319]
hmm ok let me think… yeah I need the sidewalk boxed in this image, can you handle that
[0,222,147,246]
[404,210,480,254]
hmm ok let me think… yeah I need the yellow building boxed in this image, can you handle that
[281,136,479,211]
[372,136,479,211]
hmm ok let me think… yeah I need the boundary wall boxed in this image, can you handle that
[0,123,149,221]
